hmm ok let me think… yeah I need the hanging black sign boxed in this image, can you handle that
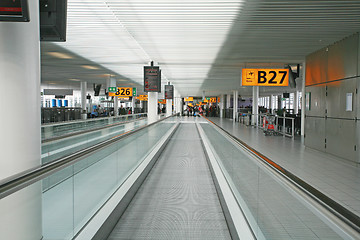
[144,66,161,92]
[165,85,174,99]
[0,0,29,22]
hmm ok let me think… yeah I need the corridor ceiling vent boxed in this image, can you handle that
[55,0,244,96]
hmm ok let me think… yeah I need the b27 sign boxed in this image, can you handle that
[242,69,289,86]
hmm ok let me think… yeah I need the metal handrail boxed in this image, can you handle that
[204,116,360,235]
[0,114,173,200]
[237,112,296,138]
[41,113,147,127]
[42,116,147,143]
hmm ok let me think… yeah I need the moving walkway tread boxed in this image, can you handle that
[107,123,232,240]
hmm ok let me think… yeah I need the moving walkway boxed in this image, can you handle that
[0,116,359,240]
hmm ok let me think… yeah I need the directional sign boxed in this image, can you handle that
[185,97,193,102]
[109,87,134,97]
[242,69,289,86]
[158,99,166,104]
[210,97,217,103]
[136,95,148,101]
[144,66,161,92]
[108,87,117,92]
[165,85,174,99]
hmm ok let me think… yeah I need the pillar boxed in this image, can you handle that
[202,91,206,100]
[81,81,87,119]
[269,95,274,114]
[294,91,299,114]
[233,90,238,122]
[0,0,42,239]
[113,96,118,116]
[107,76,118,116]
[147,92,158,123]
[166,99,172,117]
[132,96,135,114]
[226,94,231,109]
[252,86,259,126]
[220,94,225,118]
[301,62,306,136]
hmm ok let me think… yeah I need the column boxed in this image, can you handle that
[113,96,118,116]
[132,96,135,114]
[220,94,225,118]
[108,76,118,116]
[147,92,158,123]
[81,81,87,119]
[252,86,259,126]
[301,62,306,136]
[166,99,172,117]
[294,91,299,114]
[269,95,274,114]
[0,0,42,239]
[233,90,238,122]
[202,90,206,100]
[174,89,181,115]
[226,94,231,109]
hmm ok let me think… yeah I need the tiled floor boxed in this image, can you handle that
[208,117,360,218]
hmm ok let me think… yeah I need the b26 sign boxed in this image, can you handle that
[242,69,289,86]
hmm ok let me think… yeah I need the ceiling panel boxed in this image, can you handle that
[50,0,360,97]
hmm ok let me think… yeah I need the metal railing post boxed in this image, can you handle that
[283,115,285,137]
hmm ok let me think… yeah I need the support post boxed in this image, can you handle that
[0,0,42,238]
[147,92,158,123]
[252,86,259,126]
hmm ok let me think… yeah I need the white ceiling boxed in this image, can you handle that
[43,0,360,97]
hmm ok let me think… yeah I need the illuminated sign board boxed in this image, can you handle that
[109,87,136,97]
[185,97,193,102]
[136,95,148,101]
[144,66,161,92]
[165,85,174,99]
[242,69,289,86]
[210,97,217,103]
[158,99,166,104]
[0,0,29,22]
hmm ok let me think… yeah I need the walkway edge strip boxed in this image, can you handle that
[0,115,173,200]
[196,122,256,240]
[204,116,360,234]
[75,122,180,240]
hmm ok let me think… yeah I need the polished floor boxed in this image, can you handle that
[208,117,360,219]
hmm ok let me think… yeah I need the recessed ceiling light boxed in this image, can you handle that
[48,82,57,85]
[82,65,100,70]
[117,79,128,82]
[47,52,73,59]
[69,78,81,81]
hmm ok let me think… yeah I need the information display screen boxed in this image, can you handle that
[165,85,174,99]
[144,66,161,92]
[0,0,29,22]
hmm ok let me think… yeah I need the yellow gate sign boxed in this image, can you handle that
[109,87,134,97]
[210,97,217,103]
[136,95,148,101]
[242,69,289,86]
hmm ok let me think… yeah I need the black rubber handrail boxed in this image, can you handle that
[204,116,360,234]
[42,116,147,143]
[0,114,174,200]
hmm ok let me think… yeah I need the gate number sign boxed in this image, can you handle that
[242,69,289,86]
[109,87,136,97]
